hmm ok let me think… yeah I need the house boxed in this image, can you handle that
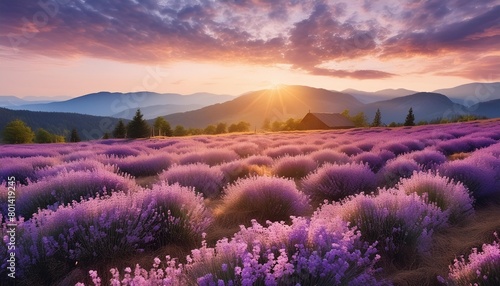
[298,112,355,130]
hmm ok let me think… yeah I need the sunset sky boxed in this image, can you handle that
[0,0,499,98]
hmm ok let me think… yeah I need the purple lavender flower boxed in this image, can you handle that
[300,163,376,204]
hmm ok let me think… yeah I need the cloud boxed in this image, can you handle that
[0,0,498,80]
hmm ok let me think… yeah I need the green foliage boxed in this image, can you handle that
[2,119,35,144]
[70,128,81,142]
[113,120,127,138]
[371,109,382,127]
[228,121,251,133]
[404,108,415,126]
[153,117,172,137]
[351,112,368,127]
[173,125,187,136]
[35,128,65,143]
[262,118,271,131]
[204,125,216,135]
[102,133,110,139]
[215,123,227,134]
[127,109,150,138]
[342,110,368,127]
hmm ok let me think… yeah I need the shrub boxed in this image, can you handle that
[16,169,137,219]
[97,217,384,286]
[101,146,142,157]
[353,152,385,172]
[159,163,225,198]
[35,159,116,178]
[396,172,474,224]
[199,149,239,166]
[318,189,448,266]
[439,160,497,203]
[12,183,211,278]
[337,145,363,156]
[300,163,376,204]
[244,155,274,166]
[0,158,36,185]
[440,233,500,286]
[408,149,447,170]
[218,160,269,183]
[216,176,311,226]
[265,145,302,158]
[309,149,350,166]
[376,142,410,156]
[105,153,175,177]
[272,155,317,179]
[228,142,260,157]
[377,157,421,188]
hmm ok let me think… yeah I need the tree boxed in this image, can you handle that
[204,125,216,135]
[2,119,34,144]
[70,128,81,142]
[127,109,150,138]
[153,117,172,137]
[404,108,415,126]
[35,128,64,143]
[173,125,187,137]
[113,120,127,138]
[262,118,271,131]
[102,133,110,139]
[215,122,227,134]
[371,109,382,127]
[351,112,368,127]
[229,121,251,133]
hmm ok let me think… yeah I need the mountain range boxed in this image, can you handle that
[3,92,234,119]
[1,82,499,139]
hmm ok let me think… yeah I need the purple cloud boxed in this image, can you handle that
[0,0,498,80]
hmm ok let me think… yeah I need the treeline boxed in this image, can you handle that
[2,119,82,144]
[111,109,253,139]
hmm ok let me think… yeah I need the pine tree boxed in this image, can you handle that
[404,108,415,126]
[2,119,34,144]
[127,109,150,138]
[113,120,127,138]
[371,109,382,127]
[70,128,81,142]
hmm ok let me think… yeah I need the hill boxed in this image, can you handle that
[160,85,364,128]
[362,92,469,124]
[112,104,204,120]
[469,99,500,118]
[433,82,500,106]
[0,108,124,141]
[343,88,417,103]
[7,91,234,117]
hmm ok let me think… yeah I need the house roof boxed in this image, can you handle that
[309,113,355,127]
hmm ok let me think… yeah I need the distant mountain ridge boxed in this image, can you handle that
[5,91,234,117]
[161,85,364,128]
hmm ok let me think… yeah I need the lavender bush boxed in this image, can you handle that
[271,155,317,179]
[159,163,225,198]
[308,149,350,166]
[90,217,384,286]
[300,163,376,204]
[396,172,474,224]
[12,183,211,277]
[440,233,500,286]
[216,176,311,226]
[318,189,448,266]
[439,160,497,203]
[105,153,175,177]
[16,169,137,219]
[377,157,421,188]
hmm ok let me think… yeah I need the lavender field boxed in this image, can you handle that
[2,119,500,286]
